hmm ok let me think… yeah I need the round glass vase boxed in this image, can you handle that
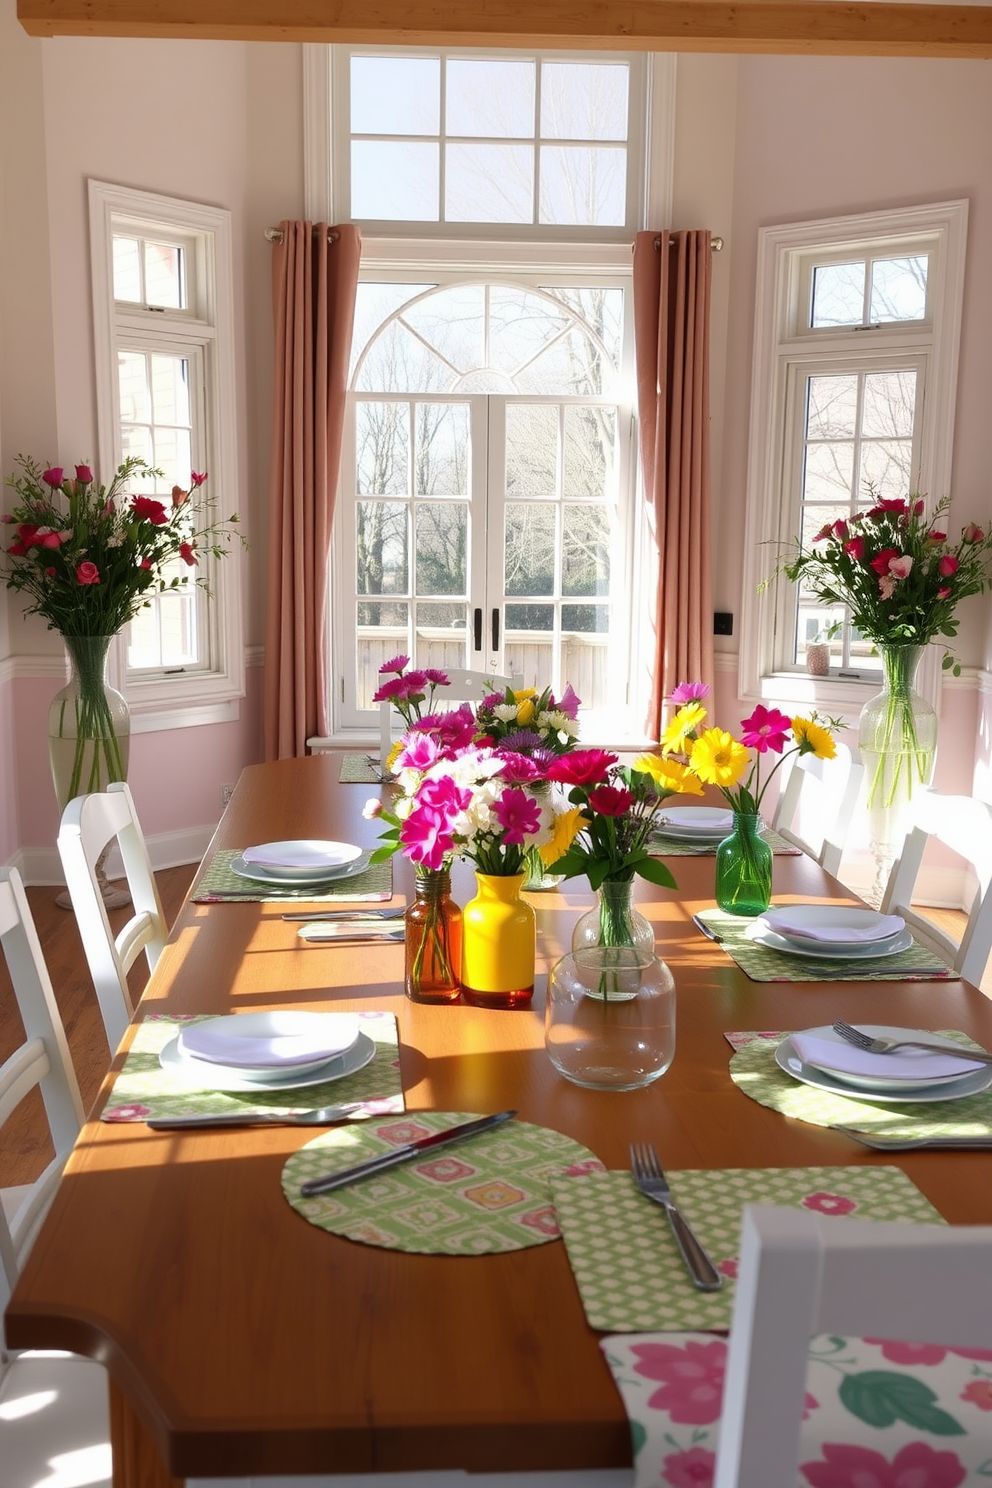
[858,644,938,908]
[571,877,655,956]
[48,634,130,808]
[461,872,535,1010]
[523,782,565,891]
[545,946,676,1091]
[404,866,462,1004]
[714,812,772,917]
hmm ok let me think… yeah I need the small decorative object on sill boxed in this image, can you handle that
[404,865,461,1003]
[1,456,245,908]
[769,491,992,903]
[461,871,535,1010]
[571,877,655,956]
[715,812,773,917]
[805,619,841,677]
[545,946,676,1091]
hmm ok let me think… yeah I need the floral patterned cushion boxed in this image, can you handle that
[601,1332,992,1487]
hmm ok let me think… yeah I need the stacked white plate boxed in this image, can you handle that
[653,807,735,843]
[231,840,367,886]
[776,1023,992,1103]
[158,1011,375,1092]
[747,905,913,960]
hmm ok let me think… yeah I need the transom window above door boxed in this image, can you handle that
[334,277,635,738]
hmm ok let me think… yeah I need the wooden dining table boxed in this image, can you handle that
[7,753,992,1487]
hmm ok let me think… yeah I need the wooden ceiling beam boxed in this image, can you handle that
[17,0,992,58]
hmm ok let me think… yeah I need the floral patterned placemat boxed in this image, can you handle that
[191,849,392,903]
[650,824,801,857]
[101,1011,403,1122]
[283,1112,603,1255]
[695,907,955,981]
[727,1029,992,1138]
[338,752,386,784]
[551,1166,941,1333]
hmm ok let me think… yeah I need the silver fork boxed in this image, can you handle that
[833,1127,992,1151]
[832,1020,992,1065]
[629,1144,723,1291]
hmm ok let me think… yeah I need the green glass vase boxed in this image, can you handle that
[715,812,772,917]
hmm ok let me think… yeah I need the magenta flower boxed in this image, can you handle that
[739,704,792,754]
[800,1442,966,1488]
[587,784,634,817]
[190,470,208,486]
[394,733,442,772]
[76,560,100,585]
[481,691,507,710]
[661,1447,717,1488]
[630,1338,726,1424]
[179,541,197,566]
[870,546,900,574]
[416,774,472,817]
[379,655,409,675]
[671,680,711,705]
[939,553,960,578]
[843,536,864,559]
[399,803,457,871]
[421,668,450,686]
[492,787,542,844]
[553,681,582,719]
[547,749,618,787]
[42,466,64,487]
[495,750,540,784]
[433,704,478,752]
[74,464,93,484]
[372,675,408,703]
[130,495,169,526]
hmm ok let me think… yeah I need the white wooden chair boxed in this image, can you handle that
[0,867,111,1488]
[771,741,864,877]
[880,786,992,985]
[57,781,167,1054]
[603,1203,992,1488]
[379,667,517,764]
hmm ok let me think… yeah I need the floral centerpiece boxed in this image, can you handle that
[1,455,244,806]
[373,656,452,745]
[774,492,992,897]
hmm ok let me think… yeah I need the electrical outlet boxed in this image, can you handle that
[713,612,734,636]
[221,783,235,807]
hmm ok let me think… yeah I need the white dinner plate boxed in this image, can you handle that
[787,1024,987,1093]
[760,905,905,946]
[747,923,914,960]
[229,853,370,887]
[177,1011,361,1072]
[159,1031,376,1092]
[656,807,734,833]
[775,1027,992,1103]
[240,840,363,879]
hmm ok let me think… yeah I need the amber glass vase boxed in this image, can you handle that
[404,867,462,1003]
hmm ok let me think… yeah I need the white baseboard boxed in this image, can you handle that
[8,824,216,888]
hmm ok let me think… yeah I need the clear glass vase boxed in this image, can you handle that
[523,781,565,891]
[571,877,655,955]
[859,644,938,907]
[545,946,676,1090]
[48,634,130,809]
[404,866,462,1003]
[714,812,772,917]
[461,872,535,1010]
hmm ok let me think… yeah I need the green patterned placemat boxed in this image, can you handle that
[651,825,801,857]
[101,1011,403,1123]
[729,1030,992,1138]
[339,752,386,784]
[192,849,392,903]
[552,1165,942,1333]
[283,1113,604,1255]
[695,907,955,981]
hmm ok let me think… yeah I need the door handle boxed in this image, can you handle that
[473,608,482,651]
[491,608,500,651]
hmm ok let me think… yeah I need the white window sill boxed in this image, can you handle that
[130,698,241,734]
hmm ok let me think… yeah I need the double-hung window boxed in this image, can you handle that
[741,200,968,713]
[308,44,671,743]
[89,180,243,728]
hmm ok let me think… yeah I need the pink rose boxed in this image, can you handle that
[939,553,959,577]
[843,536,864,560]
[832,518,848,539]
[75,464,93,483]
[42,466,64,486]
[76,560,100,585]
[938,585,952,599]
[964,523,984,543]
[888,554,913,579]
[870,547,899,574]
[913,497,926,514]
[180,541,197,566]
[926,530,946,544]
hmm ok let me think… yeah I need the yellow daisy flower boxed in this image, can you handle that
[791,716,836,760]
[633,754,705,797]
[385,739,404,771]
[661,701,707,755]
[689,728,750,789]
[539,807,588,866]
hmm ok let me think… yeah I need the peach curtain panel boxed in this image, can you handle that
[633,229,714,738]
[264,221,361,759]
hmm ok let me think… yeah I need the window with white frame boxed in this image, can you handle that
[740,201,968,712]
[88,180,243,726]
[308,44,672,744]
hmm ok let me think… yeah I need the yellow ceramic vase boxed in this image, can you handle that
[461,872,535,1009]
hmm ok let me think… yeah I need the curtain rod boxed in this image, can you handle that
[265,227,340,243]
[654,234,724,251]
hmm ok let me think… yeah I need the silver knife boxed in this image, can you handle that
[834,1127,992,1151]
[692,914,723,943]
[281,908,406,922]
[300,1109,517,1196]
[148,1101,369,1129]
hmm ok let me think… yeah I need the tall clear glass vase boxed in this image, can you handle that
[859,644,937,907]
[571,877,655,955]
[49,634,131,909]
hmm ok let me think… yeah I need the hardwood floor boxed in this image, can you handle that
[0,864,196,1190]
